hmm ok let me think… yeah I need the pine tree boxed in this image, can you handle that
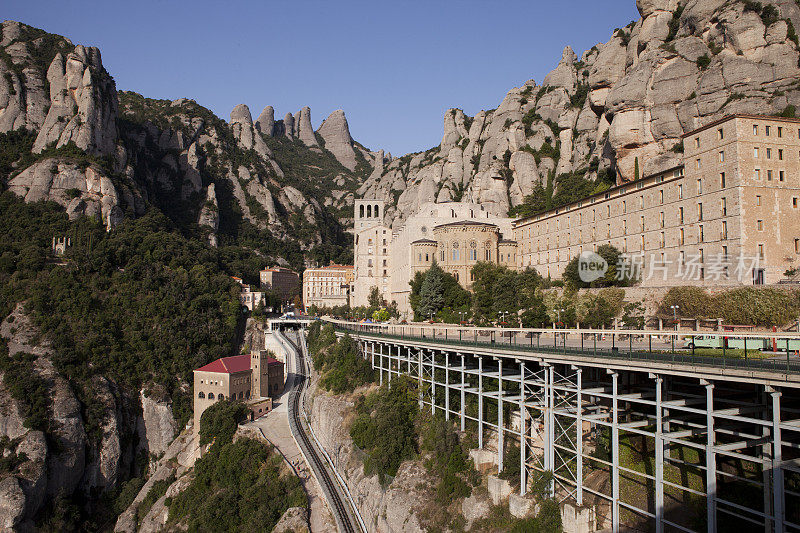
[419,261,445,319]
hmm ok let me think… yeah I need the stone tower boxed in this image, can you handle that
[250,350,270,398]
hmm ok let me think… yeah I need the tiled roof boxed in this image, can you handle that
[195,354,251,374]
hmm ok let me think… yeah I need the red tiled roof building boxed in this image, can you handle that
[193,351,284,442]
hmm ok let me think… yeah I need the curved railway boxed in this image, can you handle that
[278,329,359,533]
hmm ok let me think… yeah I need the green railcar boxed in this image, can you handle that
[683,335,723,349]
[726,337,767,350]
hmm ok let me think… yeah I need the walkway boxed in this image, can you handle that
[248,347,335,532]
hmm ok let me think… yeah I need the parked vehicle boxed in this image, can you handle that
[683,335,723,349]
[725,337,767,350]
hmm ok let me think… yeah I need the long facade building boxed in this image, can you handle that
[353,115,800,315]
[514,114,800,286]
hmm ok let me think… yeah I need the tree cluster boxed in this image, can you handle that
[168,400,306,531]
[306,322,376,394]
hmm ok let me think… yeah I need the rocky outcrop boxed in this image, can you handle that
[198,183,220,247]
[230,103,272,159]
[0,20,118,155]
[309,386,426,532]
[272,507,310,533]
[0,305,182,529]
[114,427,198,533]
[317,109,357,170]
[295,106,319,148]
[8,158,126,229]
[0,477,26,531]
[283,112,295,139]
[359,0,800,227]
[137,388,178,459]
[0,21,52,133]
[31,45,118,156]
[255,105,275,136]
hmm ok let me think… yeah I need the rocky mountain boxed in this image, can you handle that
[359,0,800,228]
[0,19,373,266]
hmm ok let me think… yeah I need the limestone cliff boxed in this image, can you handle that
[360,0,800,227]
[1,20,370,261]
[0,305,179,530]
[308,383,428,532]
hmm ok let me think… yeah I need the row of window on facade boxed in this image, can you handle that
[524,189,800,243]
[529,224,729,258]
[521,179,723,238]
[693,123,797,149]
[197,390,251,400]
[358,204,382,218]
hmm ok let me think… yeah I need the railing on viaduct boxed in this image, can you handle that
[326,319,800,533]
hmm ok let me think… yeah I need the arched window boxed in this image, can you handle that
[374,204,380,218]
[359,205,364,218]
[367,205,372,218]
[239,391,244,400]
[198,391,205,399]
[218,393,224,400]
[246,390,251,399]
[208,392,215,399]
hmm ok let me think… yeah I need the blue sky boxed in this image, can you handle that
[6,1,639,156]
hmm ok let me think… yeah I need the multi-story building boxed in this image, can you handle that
[233,276,265,311]
[302,264,354,311]
[193,350,284,444]
[513,114,800,286]
[355,115,800,311]
[259,267,301,302]
[352,199,392,307]
[353,200,516,314]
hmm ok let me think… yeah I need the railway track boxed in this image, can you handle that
[280,330,359,533]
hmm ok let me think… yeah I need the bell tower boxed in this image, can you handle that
[250,350,269,398]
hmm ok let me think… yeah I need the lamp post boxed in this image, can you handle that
[670,305,680,331]
[557,308,566,328]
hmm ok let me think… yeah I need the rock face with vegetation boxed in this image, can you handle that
[1,19,369,264]
[0,305,142,530]
[359,0,800,226]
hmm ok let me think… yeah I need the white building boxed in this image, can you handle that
[352,200,516,315]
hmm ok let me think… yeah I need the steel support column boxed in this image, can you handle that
[479,355,484,449]
[417,348,423,409]
[611,371,619,533]
[705,381,716,532]
[378,343,383,386]
[654,375,664,533]
[431,350,436,415]
[498,359,504,473]
[445,353,450,421]
[771,388,784,533]
[520,359,526,496]
[460,354,466,432]
[576,367,583,506]
[547,365,555,498]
